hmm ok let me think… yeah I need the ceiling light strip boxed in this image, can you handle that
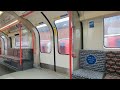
[0,20,19,31]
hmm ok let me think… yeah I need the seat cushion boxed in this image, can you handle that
[4,58,12,65]
[79,50,106,72]
[104,74,120,79]
[72,69,104,79]
[0,55,6,58]
[5,55,15,60]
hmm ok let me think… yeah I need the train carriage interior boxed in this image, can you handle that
[72,11,120,79]
[0,11,120,79]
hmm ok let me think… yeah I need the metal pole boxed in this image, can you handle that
[19,23,22,66]
[69,11,72,79]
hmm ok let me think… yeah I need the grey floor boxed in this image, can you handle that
[0,58,69,79]
[0,64,15,76]
[0,66,69,79]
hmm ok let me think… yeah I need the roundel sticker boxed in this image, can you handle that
[86,55,96,64]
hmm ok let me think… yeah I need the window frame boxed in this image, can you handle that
[103,15,120,49]
[54,15,70,55]
[36,22,52,54]
[1,36,7,50]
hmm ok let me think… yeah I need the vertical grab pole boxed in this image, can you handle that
[69,11,72,79]
[19,23,22,66]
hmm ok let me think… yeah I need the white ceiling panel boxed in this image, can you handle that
[15,11,68,27]
[0,12,16,28]
[14,11,31,16]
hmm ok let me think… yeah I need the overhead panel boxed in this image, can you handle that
[15,11,37,25]
[20,11,50,27]
[14,11,30,16]
[14,11,68,28]
[43,11,68,21]
[80,11,120,21]
[0,12,16,27]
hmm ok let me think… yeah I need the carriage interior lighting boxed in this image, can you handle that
[0,20,19,31]
[36,23,47,28]
[0,11,3,16]
[55,17,69,24]
[1,36,5,38]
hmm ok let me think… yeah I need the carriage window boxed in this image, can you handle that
[37,23,52,53]
[104,15,120,48]
[55,17,70,55]
[15,29,29,47]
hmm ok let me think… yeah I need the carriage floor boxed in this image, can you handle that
[0,64,15,76]
[0,67,69,79]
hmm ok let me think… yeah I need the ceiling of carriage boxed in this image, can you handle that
[0,11,17,36]
[14,11,68,26]
[78,11,120,21]
[1,11,120,37]
[0,11,30,36]
[0,11,68,36]
[14,11,30,16]
[0,12,16,27]
[14,11,120,26]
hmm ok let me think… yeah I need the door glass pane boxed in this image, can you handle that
[55,17,70,54]
[37,23,52,53]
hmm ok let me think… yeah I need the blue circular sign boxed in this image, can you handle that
[86,55,96,64]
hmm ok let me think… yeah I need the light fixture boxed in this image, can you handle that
[36,23,47,28]
[0,11,3,16]
[55,17,69,24]
[0,20,19,31]
[1,36,5,38]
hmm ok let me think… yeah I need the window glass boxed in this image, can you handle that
[15,29,29,47]
[104,15,120,48]
[37,23,52,53]
[55,17,70,54]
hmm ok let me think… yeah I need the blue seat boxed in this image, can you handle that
[72,69,104,79]
[72,50,106,79]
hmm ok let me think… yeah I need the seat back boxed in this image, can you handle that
[79,50,106,72]
[7,48,14,56]
[22,49,33,60]
[7,48,33,61]
[13,49,18,57]
[106,51,120,76]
